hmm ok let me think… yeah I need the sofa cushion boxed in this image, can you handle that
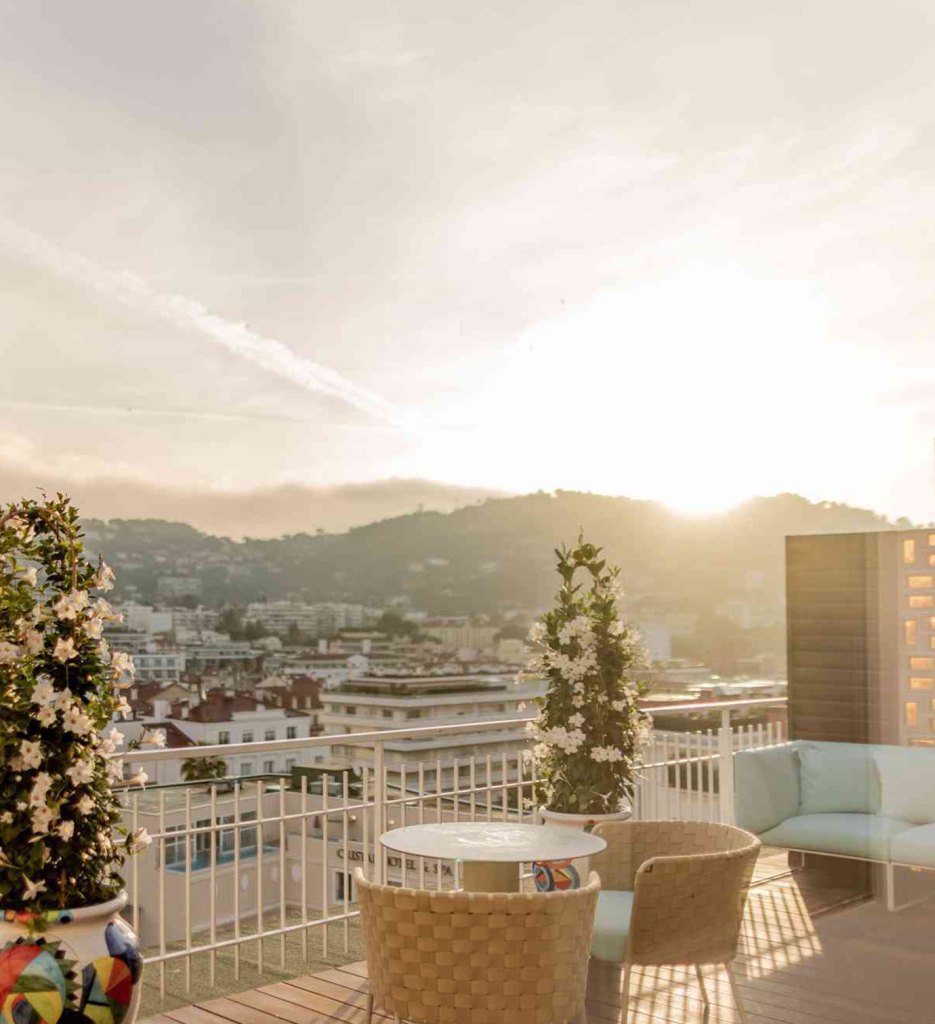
[590,890,635,964]
[733,744,800,835]
[759,813,914,862]
[890,824,935,868]
[799,743,878,815]
[873,749,935,826]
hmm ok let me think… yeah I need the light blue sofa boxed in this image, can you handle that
[733,741,935,908]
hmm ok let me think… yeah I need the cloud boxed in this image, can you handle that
[0,217,406,426]
[0,455,504,538]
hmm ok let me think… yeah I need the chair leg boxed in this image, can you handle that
[694,964,710,1007]
[725,962,748,1024]
[620,964,631,1023]
[363,991,373,1024]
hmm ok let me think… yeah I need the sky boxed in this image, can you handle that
[1,0,933,533]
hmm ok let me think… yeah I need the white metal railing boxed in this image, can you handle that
[118,696,787,999]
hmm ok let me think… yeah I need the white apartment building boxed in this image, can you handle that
[321,673,543,768]
[422,622,499,652]
[133,650,186,683]
[116,603,173,634]
[282,653,367,688]
[121,696,316,785]
[244,601,376,637]
[172,606,220,633]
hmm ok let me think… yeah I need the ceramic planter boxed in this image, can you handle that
[0,891,142,1024]
[533,805,632,891]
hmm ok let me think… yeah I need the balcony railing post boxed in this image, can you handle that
[373,740,386,883]
[717,706,735,824]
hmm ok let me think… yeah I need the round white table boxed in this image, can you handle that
[380,821,607,893]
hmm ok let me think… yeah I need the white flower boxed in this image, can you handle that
[571,694,585,708]
[568,713,585,728]
[0,812,12,824]
[142,728,166,748]
[21,629,44,656]
[95,562,116,592]
[0,641,21,665]
[100,727,125,754]
[67,761,95,786]
[57,820,75,841]
[31,803,57,834]
[30,675,55,708]
[29,773,53,806]
[62,705,94,736]
[20,567,39,587]
[74,794,95,815]
[128,827,152,853]
[53,590,90,621]
[11,739,42,771]
[107,759,125,783]
[527,621,546,643]
[51,687,73,711]
[126,767,148,788]
[82,617,104,640]
[110,650,135,680]
[53,636,79,662]
[94,598,122,622]
[22,877,47,901]
[35,705,55,728]
[114,696,132,719]
[590,745,624,764]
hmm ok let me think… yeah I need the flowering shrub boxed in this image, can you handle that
[0,496,159,914]
[526,535,653,815]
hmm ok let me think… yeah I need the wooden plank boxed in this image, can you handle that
[165,1007,236,1024]
[228,986,339,1024]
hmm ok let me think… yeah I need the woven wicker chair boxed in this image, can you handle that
[588,820,760,1024]
[355,867,600,1024]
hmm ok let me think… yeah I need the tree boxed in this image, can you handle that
[526,535,653,815]
[0,495,155,913]
[180,746,228,785]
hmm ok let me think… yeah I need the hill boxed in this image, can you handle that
[82,491,911,621]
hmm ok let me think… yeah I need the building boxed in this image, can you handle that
[172,606,220,633]
[422,621,499,652]
[117,603,173,634]
[156,576,203,601]
[786,528,935,747]
[121,690,317,784]
[320,673,543,768]
[244,601,376,638]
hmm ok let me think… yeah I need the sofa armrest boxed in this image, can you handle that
[733,744,800,835]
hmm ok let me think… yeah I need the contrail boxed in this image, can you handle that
[1,219,406,427]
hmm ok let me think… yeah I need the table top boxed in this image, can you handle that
[379,822,607,863]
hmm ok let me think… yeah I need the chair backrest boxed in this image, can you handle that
[592,820,760,966]
[356,868,600,1024]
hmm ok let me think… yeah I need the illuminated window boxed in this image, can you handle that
[910,657,935,670]
[929,534,935,546]
[909,676,934,689]
[905,702,918,727]
[903,539,916,564]
[908,576,934,589]
[930,617,935,630]
[930,554,935,567]
[905,620,917,645]
[910,595,935,608]
[931,636,935,650]
[912,739,935,747]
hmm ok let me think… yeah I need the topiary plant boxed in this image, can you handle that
[525,534,653,815]
[0,495,160,914]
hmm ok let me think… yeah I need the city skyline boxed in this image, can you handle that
[2,2,934,526]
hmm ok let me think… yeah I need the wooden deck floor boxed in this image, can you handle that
[142,855,935,1024]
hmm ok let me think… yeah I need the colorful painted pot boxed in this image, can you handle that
[0,893,142,1024]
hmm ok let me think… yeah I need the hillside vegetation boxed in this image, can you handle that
[82,491,908,620]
